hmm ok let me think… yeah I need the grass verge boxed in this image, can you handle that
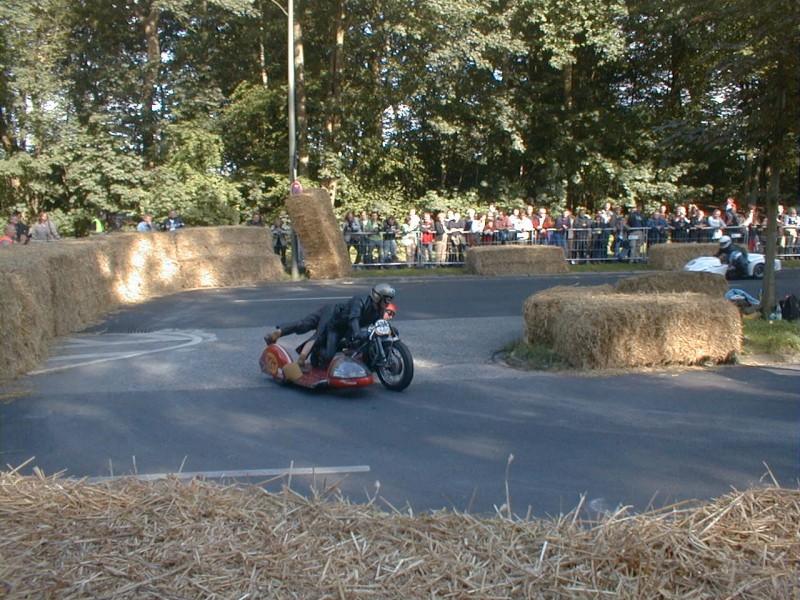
[742,317,800,357]
[501,317,800,372]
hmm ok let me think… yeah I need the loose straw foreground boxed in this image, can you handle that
[1,471,797,599]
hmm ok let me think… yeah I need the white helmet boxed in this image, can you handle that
[370,282,396,304]
[718,235,732,249]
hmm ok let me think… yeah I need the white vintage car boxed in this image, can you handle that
[684,252,781,279]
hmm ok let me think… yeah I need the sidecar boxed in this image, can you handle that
[684,253,781,279]
[259,343,374,389]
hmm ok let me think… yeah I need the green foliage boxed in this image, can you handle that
[0,0,796,240]
[219,82,289,175]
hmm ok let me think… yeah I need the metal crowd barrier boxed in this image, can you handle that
[274,224,798,270]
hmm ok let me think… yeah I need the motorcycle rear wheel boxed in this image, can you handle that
[376,341,414,391]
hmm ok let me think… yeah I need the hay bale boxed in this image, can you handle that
[0,472,797,598]
[615,270,728,297]
[550,292,741,369]
[285,188,352,279]
[172,227,285,289]
[648,243,718,270]
[99,233,182,303]
[464,245,569,276]
[0,262,53,380]
[523,285,616,346]
[0,229,285,385]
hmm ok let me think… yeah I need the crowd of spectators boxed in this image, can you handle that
[336,198,800,266]
[0,209,189,248]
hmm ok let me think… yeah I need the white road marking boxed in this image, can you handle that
[86,465,371,483]
[31,331,215,375]
[233,296,352,303]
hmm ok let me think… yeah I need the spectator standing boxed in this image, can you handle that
[706,208,726,241]
[8,212,29,244]
[161,209,185,231]
[362,211,382,264]
[1,223,17,246]
[670,206,690,243]
[246,212,264,226]
[553,209,573,257]
[532,207,552,245]
[136,215,155,232]
[742,205,760,252]
[30,212,61,241]
[90,210,108,234]
[572,208,591,263]
[481,214,496,244]
[342,211,363,265]
[434,211,450,265]
[724,197,741,227]
[447,211,466,261]
[406,207,420,231]
[610,205,627,259]
[271,217,289,266]
[382,215,400,263]
[494,210,511,244]
[689,205,706,242]
[400,215,419,266]
[625,204,646,261]
[647,209,669,247]
[590,213,610,261]
[516,209,534,244]
[507,208,521,243]
[468,209,483,246]
[782,207,798,254]
[419,213,435,264]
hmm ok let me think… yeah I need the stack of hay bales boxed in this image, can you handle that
[0,227,284,385]
[285,188,352,279]
[523,270,742,369]
[648,243,718,270]
[464,245,569,276]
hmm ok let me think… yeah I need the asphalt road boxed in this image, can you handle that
[1,271,797,517]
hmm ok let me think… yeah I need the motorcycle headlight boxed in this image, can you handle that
[373,319,392,336]
[329,357,371,379]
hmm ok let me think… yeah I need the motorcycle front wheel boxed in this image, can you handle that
[376,341,414,391]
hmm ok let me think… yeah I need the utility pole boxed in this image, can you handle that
[287,0,300,280]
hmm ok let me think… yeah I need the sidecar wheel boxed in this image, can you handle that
[376,341,414,391]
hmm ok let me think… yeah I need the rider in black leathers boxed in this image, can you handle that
[715,235,748,277]
[266,303,348,367]
[265,283,396,367]
[344,283,395,342]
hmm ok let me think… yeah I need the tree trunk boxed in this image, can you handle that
[140,2,161,167]
[258,0,269,87]
[323,0,346,205]
[761,161,779,318]
[563,61,573,110]
[294,5,309,177]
